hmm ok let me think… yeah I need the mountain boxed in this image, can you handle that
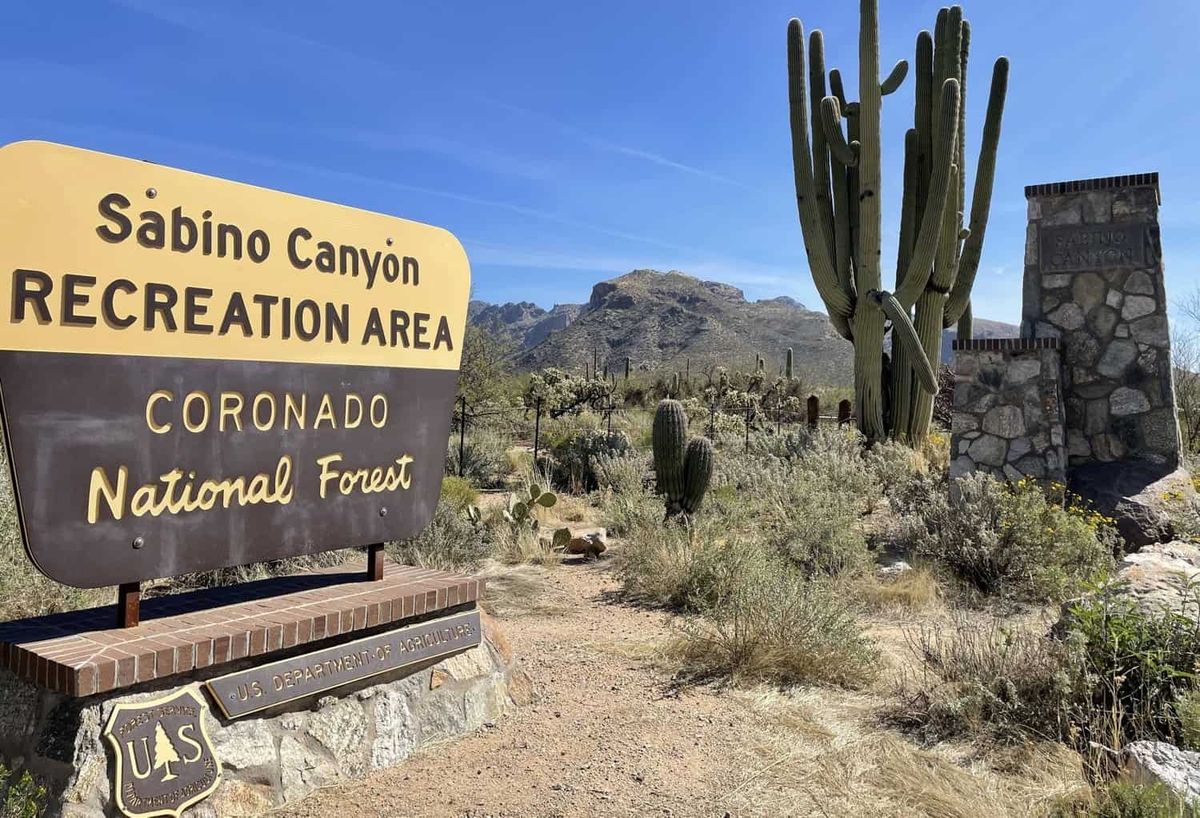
[470,269,1018,387]
[468,300,582,351]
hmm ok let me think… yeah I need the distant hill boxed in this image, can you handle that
[470,269,1018,387]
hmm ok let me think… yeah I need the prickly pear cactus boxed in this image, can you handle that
[787,1,1008,444]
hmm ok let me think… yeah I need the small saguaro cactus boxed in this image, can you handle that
[652,399,715,522]
[785,347,794,380]
[787,1,1008,444]
[624,356,631,380]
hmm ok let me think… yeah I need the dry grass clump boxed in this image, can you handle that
[888,614,1073,745]
[853,567,942,612]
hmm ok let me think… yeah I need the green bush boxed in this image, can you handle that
[1176,684,1200,751]
[0,764,46,818]
[1048,782,1200,818]
[1063,583,1200,753]
[439,475,479,510]
[593,452,647,495]
[387,500,490,572]
[445,428,510,489]
[905,473,1114,600]
[550,429,632,492]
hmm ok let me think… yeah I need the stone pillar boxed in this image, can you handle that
[950,338,1066,483]
[1022,174,1181,469]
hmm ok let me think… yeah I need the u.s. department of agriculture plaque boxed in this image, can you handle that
[0,141,470,587]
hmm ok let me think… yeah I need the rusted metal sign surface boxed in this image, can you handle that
[0,141,469,587]
[206,609,482,718]
[103,686,221,818]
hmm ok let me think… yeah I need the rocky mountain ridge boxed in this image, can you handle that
[471,269,1017,387]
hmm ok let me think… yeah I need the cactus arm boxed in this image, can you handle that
[809,30,837,267]
[957,300,973,341]
[880,59,909,95]
[831,163,854,297]
[680,438,715,516]
[945,57,1009,326]
[872,291,936,393]
[914,30,933,213]
[893,78,961,309]
[820,98,860,168]
[829,68,848,109]
[788,19,854,335]
[895,128,918,288]
[956,18,970,238]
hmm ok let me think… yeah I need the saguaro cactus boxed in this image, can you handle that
[785,347,794,379]
[653,400,714,522]
[787,1,1008,443]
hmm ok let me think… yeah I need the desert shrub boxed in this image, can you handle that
[550,429,632,492]
[888,616,1074,743]
[593,451,647,495]
[439,475,479,510]
[616,524,733,611]
[446,428,510,489]
[905,474,1114,600]
[387,500,490,572]
[1048,782,1200,817]
[670,543,877,687]
[1176,685,1200,751]
[602,485,663,539]
[766,478,870,577]
[1063,584,1200,754]
[492,523,560,566]
[0,764,46,818]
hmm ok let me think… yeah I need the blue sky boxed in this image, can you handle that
[2,0,1198,326]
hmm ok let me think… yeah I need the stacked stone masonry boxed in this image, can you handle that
[950,338,1066,483]
[1022,174,1181,469]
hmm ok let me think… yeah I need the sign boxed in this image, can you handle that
[206,609,482,718]
[0,141,470,587]
[1039,222,1148,274]
[103,687,221,818]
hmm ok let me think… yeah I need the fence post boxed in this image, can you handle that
[744,403,751,452]
[708,403,716,438]
[533,397,543,469]
[607,403,613,436]
[458,395,467,477]
[807,395,819,428]
[837,399,852,425]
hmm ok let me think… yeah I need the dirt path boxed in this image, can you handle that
[275,554,1083,818]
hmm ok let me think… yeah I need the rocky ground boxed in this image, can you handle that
[274,548,1085,818]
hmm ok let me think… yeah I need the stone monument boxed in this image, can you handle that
[1022,173,1181,468]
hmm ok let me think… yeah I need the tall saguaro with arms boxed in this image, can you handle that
[787,1,1008,443]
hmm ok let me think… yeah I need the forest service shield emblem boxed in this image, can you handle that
[102,686,221,818]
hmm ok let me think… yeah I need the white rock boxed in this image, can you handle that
[1122,295,1158,321]
[1122,741,1200,805]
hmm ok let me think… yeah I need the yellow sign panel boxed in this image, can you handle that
[0,140,470,369]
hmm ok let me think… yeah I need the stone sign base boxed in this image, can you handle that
[0,561,531,817]
[1,610,527,817]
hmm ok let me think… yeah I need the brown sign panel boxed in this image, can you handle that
[103,686,221,818]
[206,609,482,718]
[0,141,470,587]
[1039,222,1148,274]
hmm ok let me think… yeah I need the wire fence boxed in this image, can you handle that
[449,394,854,477]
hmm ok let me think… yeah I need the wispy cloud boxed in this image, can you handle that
[19,117,703,253]
[108,0,751,191]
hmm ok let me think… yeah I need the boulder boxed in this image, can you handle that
[1116,541,1200,620]
[546,526,608,559]
[1068,462,1196,548]
[1122,741,1200,805]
